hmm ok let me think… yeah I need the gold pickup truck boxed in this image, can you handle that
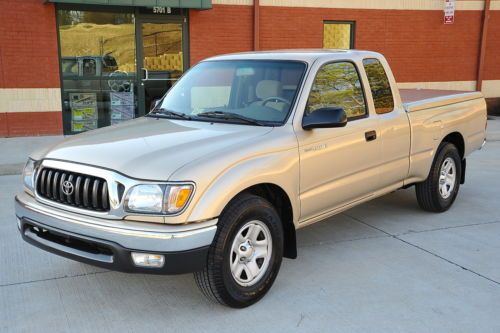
[15,50,487,308]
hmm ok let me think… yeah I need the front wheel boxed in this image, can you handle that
[415,142,462,212]
[194,194,284,308]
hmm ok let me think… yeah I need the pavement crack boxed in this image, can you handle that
[343,212,500,287]
[296,313,305,328]
[397,219,500,236]
[0,270,112,288]
[297,234,389,249]
[395,237,500,286]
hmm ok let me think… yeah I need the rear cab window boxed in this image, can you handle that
[362,58,395,114]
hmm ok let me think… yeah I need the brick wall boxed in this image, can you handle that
[484,11,500,81]
[189,5,254,65]
[0,0,60,88]
[0,0,62,137]
[1,112,63,137]
[189,5,500,86]
[188,5,488,83]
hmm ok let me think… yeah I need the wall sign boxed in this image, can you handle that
[139,7,180,15]
[153,6,171,14]
[444,0,455,24]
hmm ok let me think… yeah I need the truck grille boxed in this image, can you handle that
[36,168,110,212]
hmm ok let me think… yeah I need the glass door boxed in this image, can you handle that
[57,9,138,134]
[136,17,187,115]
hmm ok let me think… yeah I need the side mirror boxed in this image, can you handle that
[150,98,161,112]
[302,107,348,130]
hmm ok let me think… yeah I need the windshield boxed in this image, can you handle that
[155,60,306,126]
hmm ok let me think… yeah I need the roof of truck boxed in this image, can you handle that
[203,49,383,63]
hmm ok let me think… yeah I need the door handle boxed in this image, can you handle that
[141,68,149,81]
[365,130,377,142]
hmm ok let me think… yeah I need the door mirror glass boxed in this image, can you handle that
[302,107,347,130]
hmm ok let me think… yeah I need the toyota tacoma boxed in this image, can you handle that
[15,50,487,308]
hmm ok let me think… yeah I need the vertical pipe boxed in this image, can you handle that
[476,0,491,91]
[254,0,260,51]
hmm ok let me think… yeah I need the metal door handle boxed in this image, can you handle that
[365,130,377,142]
[142,68,149,81]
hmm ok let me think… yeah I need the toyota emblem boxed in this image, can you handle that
[62,180,74,195]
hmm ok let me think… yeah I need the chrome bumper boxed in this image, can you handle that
[15,192,217,253]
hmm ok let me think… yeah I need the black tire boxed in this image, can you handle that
[194,194,284,308]
[415,142,462,212]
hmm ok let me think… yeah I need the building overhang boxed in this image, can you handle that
[47,0,211,10]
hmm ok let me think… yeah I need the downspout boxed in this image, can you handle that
[476,0,491,92]
[254,0,260,51]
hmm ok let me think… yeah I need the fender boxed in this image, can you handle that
[185,149,300,227]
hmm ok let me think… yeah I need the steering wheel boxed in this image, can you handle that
[108,70,131,92]
[261,96,291,108]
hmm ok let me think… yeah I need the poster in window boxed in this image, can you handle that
[110,91,134,125]
[69,93,98,132]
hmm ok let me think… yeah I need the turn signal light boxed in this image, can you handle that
[131,253,165,268]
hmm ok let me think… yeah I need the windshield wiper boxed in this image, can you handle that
[149,108,192,120]
[197,111,266,126]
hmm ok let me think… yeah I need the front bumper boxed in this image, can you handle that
[15,192,217,274]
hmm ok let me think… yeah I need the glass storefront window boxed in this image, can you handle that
[57,10,137,134]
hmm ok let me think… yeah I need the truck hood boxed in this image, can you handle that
[35,117,273,180]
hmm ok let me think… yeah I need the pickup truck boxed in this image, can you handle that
[15,50,487,308]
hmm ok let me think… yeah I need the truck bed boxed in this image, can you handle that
[400,89,483,112]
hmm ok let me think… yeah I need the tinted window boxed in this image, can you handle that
[363,58,394,114]
[306,62,367,119]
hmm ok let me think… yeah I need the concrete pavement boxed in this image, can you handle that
[1,132,500,332]
[487,116,500,141]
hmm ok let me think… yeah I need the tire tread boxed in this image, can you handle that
[415,142,461,212]
[194,193,280,307]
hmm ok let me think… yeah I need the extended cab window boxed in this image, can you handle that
[306,62,367,119]
[363,58,394,114]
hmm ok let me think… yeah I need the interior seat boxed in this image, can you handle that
[251,80,287,112]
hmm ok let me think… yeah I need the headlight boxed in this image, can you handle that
[23,159,36,194]
[124,184,194,214]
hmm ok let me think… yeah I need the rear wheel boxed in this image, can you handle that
[194,194,283,308]
[415,142,462,212]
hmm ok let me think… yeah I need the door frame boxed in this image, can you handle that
[135,11,190,116]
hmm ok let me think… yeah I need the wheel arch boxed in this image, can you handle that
[442,132,465,159]
[441,131,466,184]
[232,183,297,259]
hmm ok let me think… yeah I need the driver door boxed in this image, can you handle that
[296,61,382,222]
